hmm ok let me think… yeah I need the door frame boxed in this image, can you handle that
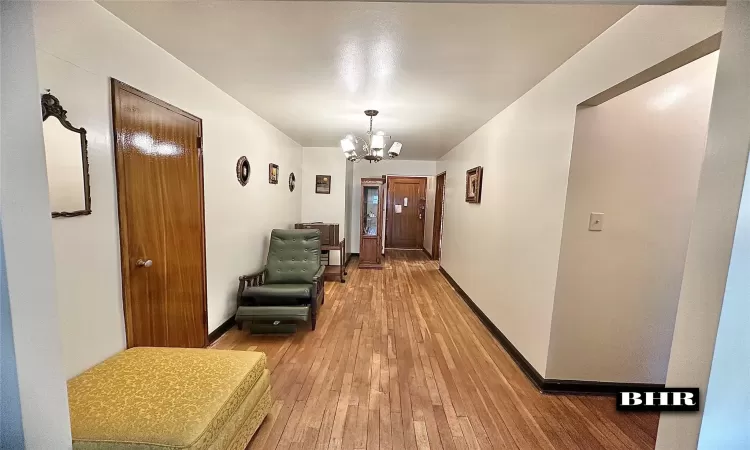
[432,172,446,261]
[385,176,427,250]
[111,79,209,348]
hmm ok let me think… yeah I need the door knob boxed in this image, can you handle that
[136,259,153,268]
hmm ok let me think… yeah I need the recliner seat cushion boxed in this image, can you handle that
[244,284,312,299]
[265,229,321,284]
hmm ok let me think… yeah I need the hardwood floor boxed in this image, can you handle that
[213,250,659,450]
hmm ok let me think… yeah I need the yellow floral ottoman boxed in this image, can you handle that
[67,347,271,450]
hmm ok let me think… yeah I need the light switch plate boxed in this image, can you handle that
[589,212,604,231]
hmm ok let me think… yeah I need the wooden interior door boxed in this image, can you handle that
[432,172,446,260]
[111,79,208,348]
[386,177,427,249]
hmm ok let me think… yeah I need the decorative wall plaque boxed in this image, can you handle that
[236,156,250,186]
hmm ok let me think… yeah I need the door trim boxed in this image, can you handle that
[110,78,208,348]
[385,176,427,249]
[432,172,446,260]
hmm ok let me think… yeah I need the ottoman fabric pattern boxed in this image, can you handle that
[68,347,269,450]
[207,371,271,450]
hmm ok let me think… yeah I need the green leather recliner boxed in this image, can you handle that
[235,229,325,331]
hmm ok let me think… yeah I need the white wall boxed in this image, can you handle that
[546,53,718,383]
[0,12,25,449]
[699,142,750,450]
[33,0,302,379]
[349,160,437,253]
[437,5,725,376]
[1,1,72,446]
[0,224,25,449]
[657,1,750,448]
[423,176,436,255]
[301,147,347,264]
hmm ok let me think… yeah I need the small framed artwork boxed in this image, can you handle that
[289,172,296,192]
[236,156,250,186]
[465,166,483,203]
[315,175,331,194]
[268,163,279,184]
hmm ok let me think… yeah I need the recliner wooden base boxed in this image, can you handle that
[236,305,310,332]
[244,322,298,334]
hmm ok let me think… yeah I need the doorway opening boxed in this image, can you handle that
[546,44,719,387]
[432,172,446,261]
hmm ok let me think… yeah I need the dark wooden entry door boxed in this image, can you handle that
[111,79,208,348]
[386,177,427,249]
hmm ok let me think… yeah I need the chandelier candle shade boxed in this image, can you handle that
[341,110,402,163]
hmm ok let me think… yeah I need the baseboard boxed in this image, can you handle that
[346,252,357,266]
[421,247,432,259]
[438,266,662,396]
[438,266,545,389]
[541,379,665,396]
[208,316,235,344]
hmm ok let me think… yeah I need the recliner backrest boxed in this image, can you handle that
[265,229,321,285]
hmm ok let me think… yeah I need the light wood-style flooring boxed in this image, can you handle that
[213,250,658,450]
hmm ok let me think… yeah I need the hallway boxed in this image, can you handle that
[213,251,658,450]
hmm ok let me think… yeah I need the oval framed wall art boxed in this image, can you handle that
[236,156,250,186]
[289,172,296,192]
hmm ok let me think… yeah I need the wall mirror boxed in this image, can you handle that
[41,91,92,218]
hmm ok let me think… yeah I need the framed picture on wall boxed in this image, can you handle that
[465,166,483,203]
[236,156,250,186]
[268,163,279,184]
[316,175,331,194]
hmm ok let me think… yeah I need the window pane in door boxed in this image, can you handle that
[364,186,378,236]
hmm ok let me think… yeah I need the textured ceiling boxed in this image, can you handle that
[100,1,632,159]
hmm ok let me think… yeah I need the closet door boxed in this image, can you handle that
[112,79,208,348]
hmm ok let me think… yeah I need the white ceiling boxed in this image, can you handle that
[100,1,632,159]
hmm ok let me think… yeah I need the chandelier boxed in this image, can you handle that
[340,110,402,163]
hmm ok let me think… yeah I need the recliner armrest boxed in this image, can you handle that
[312,265,325,282]
[237,266,266,305]
[310,265,326,329]
[239,266,266,285]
